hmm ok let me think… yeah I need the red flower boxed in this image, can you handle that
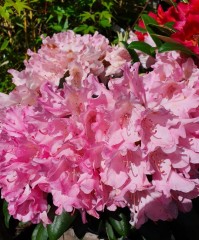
[154,0,199,54]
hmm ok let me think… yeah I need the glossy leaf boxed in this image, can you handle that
[141,14,162,47]
[3,200,11,228]
[122,41,140,63]
[47,211,77,240]
[134,24,147,33]
[158,42,196,56]
[106,221,117,240]
[128,41,155,56]
[109,212,130,237]
[31,223,48,240]
[162,0,177,6]
[148,23,175,36]
[151,34,177,43]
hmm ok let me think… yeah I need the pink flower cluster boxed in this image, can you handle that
[0,31,199,228]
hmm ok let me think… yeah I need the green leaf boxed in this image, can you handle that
[147,23,175,36]
[49,24,63,32]
[121,41,139,63]
[158,42,196,56]
[109,213,130,237]
[80,11,95,22]
[74,24,89,33]
[99,10,112,21]
[164,21,175,29]
[47,211,76,240]
[127,47,140,63]
[141,14,158,26]
[3,200,11,228]
[141,14,162,47]
[151,34,177,43]
[31,223,48,240]
[106,221,117,240]
[162,0,177,6]
[12,0,31,15]
[134,24,147,33]
[99,19,111,28]
[128,41,155,57]
[0,6,10,20]
[101,1,113,11]
[1,39,9,51]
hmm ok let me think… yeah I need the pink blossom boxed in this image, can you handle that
[0,30,199,229]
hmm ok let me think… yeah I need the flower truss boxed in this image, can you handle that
[0,1,199,230]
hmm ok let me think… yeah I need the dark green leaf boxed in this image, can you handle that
[151,34,177,43]
[3,200,11,228]
[134,24,147,33]
[128,41,155,57]
[31,223,48,240]
[106,221,117,240]
[141,14,162,47]
[164,21,175,29]
[158,42,196,56]
[141,14,158,26]
[148,23,175,36]
[162,0,177,6]
[109,213,130,237]
[121,41,139,63]
[47,211,77,240]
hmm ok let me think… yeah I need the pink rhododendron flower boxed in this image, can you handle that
[0,30,199,229]
[8,31,131,95]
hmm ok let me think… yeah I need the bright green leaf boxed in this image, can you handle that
[3,200,11,228]
[128,41,155,57]
[47,211,77,240]
[99,19,111,28]
[12,0,31,15]
[80,11,95,22]
[4,0,15,7]
[31,223,48,240]
[0,39,9,51]
[99,10,112,21]
[84,25,96,33]
[74,24,89,33]
[0,6,10,20]
[101,1,113,11]
[158,42,196,56]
